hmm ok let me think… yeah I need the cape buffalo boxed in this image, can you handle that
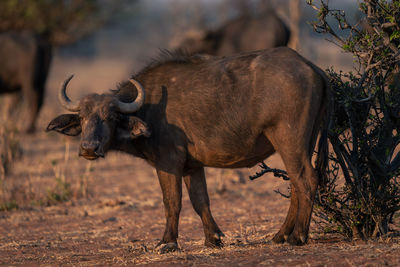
[174,11,290,56]
[0,31,52,133]
[47,47,329,252]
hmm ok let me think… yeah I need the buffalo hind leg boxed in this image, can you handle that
[23,82,44,133]
[286,161,318,245]
[277,150,318,245]
[156,169,182,253]
[183,168,224,247]
[272,186,298,243]
[2,92,22,122]
[266,128,319,245]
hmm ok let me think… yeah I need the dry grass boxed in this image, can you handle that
[0,125,22,211]
[0,133,97,211]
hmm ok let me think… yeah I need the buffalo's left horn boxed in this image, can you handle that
[116,79,145,114]
[58,74,80,112]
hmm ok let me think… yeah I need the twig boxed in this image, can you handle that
[249,161,289,181]
[273,189,290,199]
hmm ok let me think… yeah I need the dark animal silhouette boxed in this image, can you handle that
[175,12,290,56]
[0,31,52,133]
[47,48,329,252]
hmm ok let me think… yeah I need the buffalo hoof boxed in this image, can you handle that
[287,233,307,246]
[205,231,225,248]
[272,232,286,244]
[155,242,179,254]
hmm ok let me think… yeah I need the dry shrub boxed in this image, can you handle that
[0,125,21,176]
[308,0,400,239]
[0,125,22,210]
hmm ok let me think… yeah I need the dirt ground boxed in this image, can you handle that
[0,129,399,266]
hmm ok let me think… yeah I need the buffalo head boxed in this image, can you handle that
[46,75,150,160]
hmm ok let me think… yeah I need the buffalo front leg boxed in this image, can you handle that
[156,169,182,253]
[183,168,224,248]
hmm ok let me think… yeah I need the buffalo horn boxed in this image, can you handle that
[58,75,80,112]
[116,79,145,114]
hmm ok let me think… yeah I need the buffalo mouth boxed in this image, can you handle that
[79,150,104,160]
[80,154,100,160]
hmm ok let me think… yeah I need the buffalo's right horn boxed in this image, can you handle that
[58,74,80,112]
[115,79,145,114]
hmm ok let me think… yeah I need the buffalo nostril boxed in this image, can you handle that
[80,141,101,155]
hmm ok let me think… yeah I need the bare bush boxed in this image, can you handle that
[307,0,400,239]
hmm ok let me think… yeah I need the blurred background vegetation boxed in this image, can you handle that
[0,0,360,102]
[0,0,137,46]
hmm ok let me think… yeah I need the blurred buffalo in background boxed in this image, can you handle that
[172,10,290,56]
[0,31,52,133]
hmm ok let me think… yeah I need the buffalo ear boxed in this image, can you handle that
[130,117,151,138]
[46,114,81,136]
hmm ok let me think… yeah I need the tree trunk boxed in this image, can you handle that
[288,0,301,51]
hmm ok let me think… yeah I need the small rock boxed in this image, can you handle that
[103,216,117,223]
